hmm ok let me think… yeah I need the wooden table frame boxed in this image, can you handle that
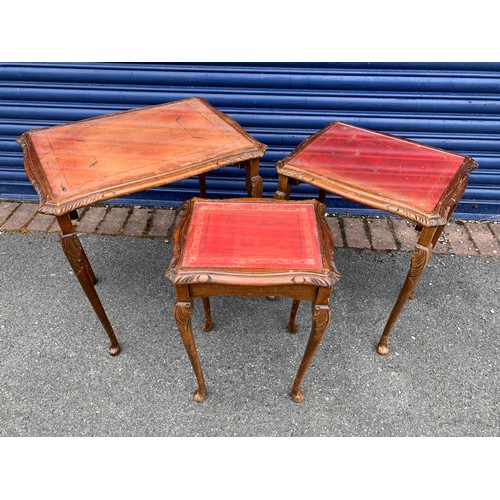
[165,198,341,403]
[16,97,267,356]
[274,121,478,355]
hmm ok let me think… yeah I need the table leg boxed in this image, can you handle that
[318,189,327,204]
[56,214,120,356]
[274,174,292,200]
[174,299,206,402]
[290,288,331,403]
[288,299,300,334]
[409,223,447,301]
[245,158,263,198]
[376,226,439,355]
[201,297,213,332]
[198,173,207,198]
[57,214,97,284]
[431,224,446,249]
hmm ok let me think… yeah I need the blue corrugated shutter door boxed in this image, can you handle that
[1,62,499,219]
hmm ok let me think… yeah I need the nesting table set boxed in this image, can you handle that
[17,97,477,403]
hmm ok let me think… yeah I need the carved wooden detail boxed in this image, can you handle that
[250,175,263,198]
[165,198,341,289]
[16,97,267,216]
[275,122,478,228]
[174,299,206,402]
[58,228,120,356]
[274,174,291,201]
[376,227,438,356]
[173,301,193,337]
[290,302,331,403]
[275,120,478,357]
[60,233,86,276]
[407,244,432,288]
[16,98,266,358]
[312,303,331,335]
[436,159,476,222]
[166,198,339,403]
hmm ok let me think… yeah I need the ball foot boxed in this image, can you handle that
[291,389,304,403]
[287,322,298,334]
[108,344,121,356]
[201,321,213,332]
[377,343,390,356]
[266,296,277,301]
[193,389,206,403]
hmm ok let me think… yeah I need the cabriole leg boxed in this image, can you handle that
[409,223,447,301]
[290,288,331,403]
[174,299,206,402]
[56,214,120,356]
[377,226,438,355]
[58,214,97,284]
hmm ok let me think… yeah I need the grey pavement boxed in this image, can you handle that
[0,231,499,436]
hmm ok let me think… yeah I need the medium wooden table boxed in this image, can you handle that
[165,198,340,403]
[274,121,478,355]
[16,97,267,356]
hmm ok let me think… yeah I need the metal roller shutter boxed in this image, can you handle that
[1,62,499,219]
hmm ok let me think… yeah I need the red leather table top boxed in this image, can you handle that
[286,122,466,214]
[182,201,323,269]
[18,97,265,215]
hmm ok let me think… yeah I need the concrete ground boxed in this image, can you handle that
[0,230,498,436]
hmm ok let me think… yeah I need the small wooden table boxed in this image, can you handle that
[274,121,478,355]
[165,198,340,403]
[16,97,267,356]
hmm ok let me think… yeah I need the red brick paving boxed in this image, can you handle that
[490,223,500,243]
[148,208,177,238]
[96,207,130,235]
[122,207,152,236]
[446,221,479,255]
[367,218,398,251]
[343,217,371,249]
[1,201,499,258]
[326,216,344,247]
[0,203,37,231]
[466,223,500,256]
[391,219,417,252]
[0,202,20,226]
[75,206,107,233]
[26,212,55,232]
[48,219,62,233]
[432,231,451,255]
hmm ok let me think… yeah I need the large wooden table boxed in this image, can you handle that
[274,121,477,355]
[17,97,267,355]
[165,198,341,403]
